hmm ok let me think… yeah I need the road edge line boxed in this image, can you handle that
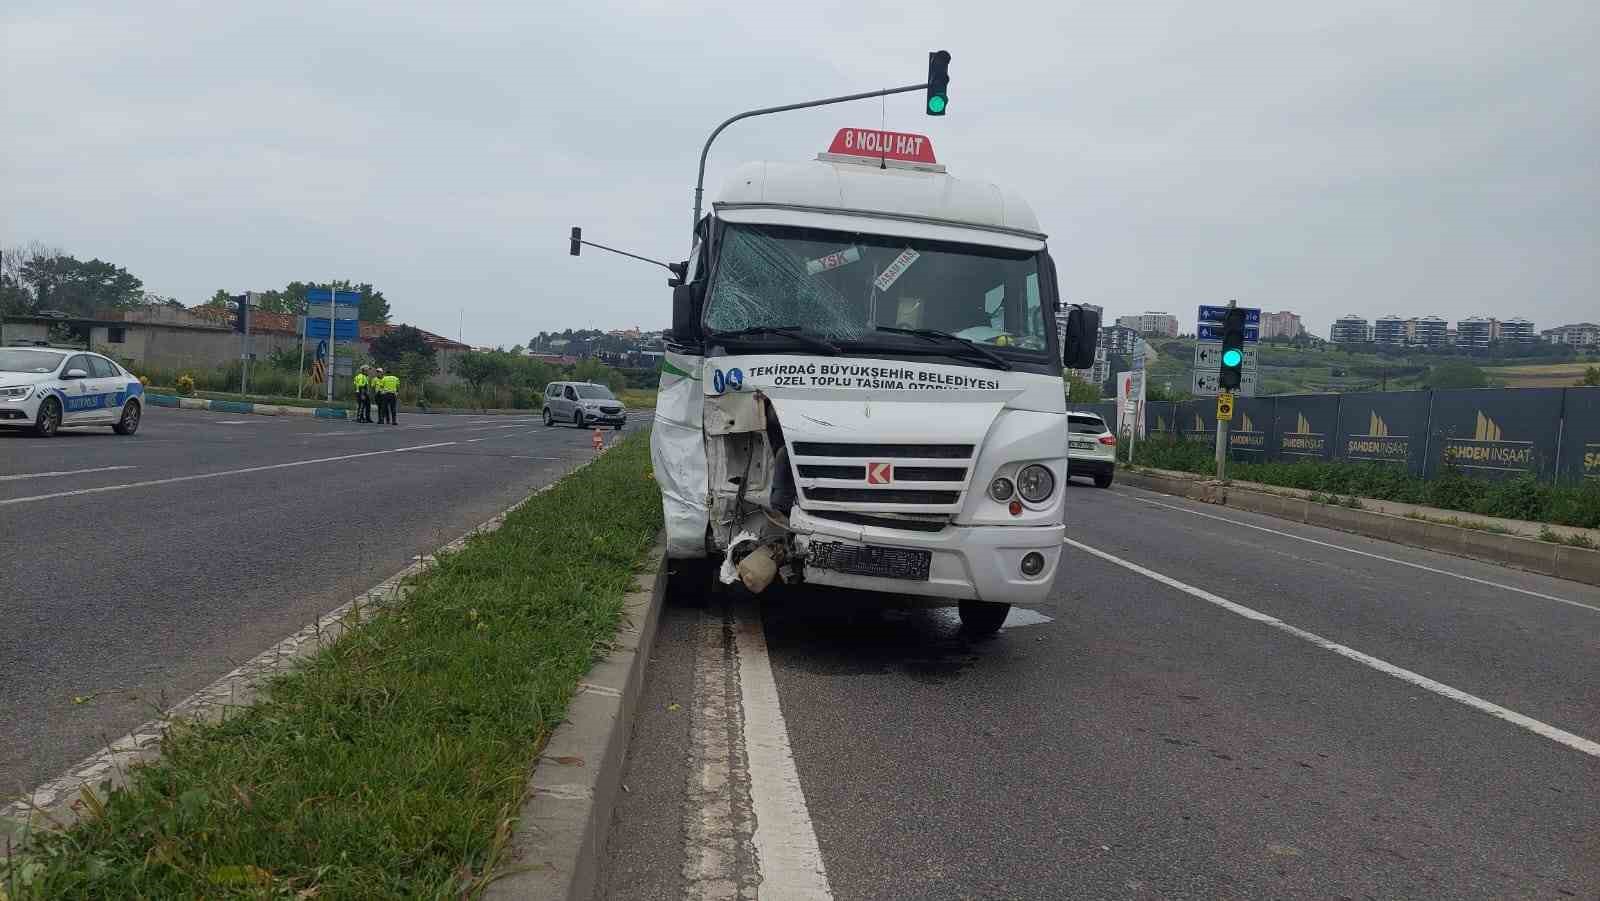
[0,456,600,853]
[1116,468,1600,589]
[485,539,668,901]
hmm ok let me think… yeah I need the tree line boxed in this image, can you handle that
[1,242,170,316]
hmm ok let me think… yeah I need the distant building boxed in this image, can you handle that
[1455,316,1495,350]
[1456,316,1537,349]
[1498,317,1537,344]
[1329,314,1370,344]
[1260,310,1303,339]
[1412,315,1449,346]
[1542,322,1600,347]
[1115,311,1179,337]
[1372,315,1407,345]
[1099,324,1139,355]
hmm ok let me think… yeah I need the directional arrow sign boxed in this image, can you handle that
[1198,322,1260,343]
[867,462,893,485]
[1198,305,1260,325]
[1194,342,1258,369]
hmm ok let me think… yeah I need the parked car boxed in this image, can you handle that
[1066,410,1116,487]
[0,347,145,437]
[542,380,626,429]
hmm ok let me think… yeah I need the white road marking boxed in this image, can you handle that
[1122,491,1600,615]
[1064,537,1600,760]
[0,441,456,507]
[1000,607,1054,629]
[214,419,252,424]
[733,606,835,900]
[465,437,488,443]
[0,465,135,483]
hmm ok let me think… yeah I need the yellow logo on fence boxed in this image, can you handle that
[1239,411,1253,431]
[1444,409,1531,473]
[1297,412,1312,434]
[1370,412,1389,437]
[1475,411,1502,442]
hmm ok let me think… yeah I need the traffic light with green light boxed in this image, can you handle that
[1219,307,1247,390]
[926,51,950,116]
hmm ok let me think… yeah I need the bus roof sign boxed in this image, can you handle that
[825,128,938,165]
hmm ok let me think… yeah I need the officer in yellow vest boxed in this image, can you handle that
[353,366,372,422]
[379,369,400,424]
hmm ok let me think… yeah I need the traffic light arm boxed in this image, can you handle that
[690,81,927,245]
[569,235,682,276]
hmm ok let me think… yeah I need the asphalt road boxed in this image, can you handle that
[601,478,1600,900]
[0,406,640,797]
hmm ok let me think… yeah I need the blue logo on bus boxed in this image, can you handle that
[712,367,745,394]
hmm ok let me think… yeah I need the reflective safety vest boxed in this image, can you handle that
[354,373,369,389]
[381,375,399,393]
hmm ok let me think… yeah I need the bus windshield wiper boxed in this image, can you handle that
[869,326,1013,370]
[709,325,840,355]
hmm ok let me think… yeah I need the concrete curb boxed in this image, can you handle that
[1118,468,1600,588]
[145,393,347,419]
[486,541,668,901]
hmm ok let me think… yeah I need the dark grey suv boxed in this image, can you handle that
[542,381,626,429]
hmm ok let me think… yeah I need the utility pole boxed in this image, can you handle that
[1215,407,1229,480]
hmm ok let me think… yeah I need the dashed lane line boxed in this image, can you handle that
[1064,537,1600,760]
[0,442,457,506]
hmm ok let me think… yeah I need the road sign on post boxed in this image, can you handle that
[1193,303,1262,397]
[1217,392,1235,421]
[307,288,361,403]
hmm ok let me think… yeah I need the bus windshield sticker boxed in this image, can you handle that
[873,247,921,292]
[805,246,862,276]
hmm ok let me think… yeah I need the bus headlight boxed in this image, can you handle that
[988,476,1015,502]
[1017,465,1055,503]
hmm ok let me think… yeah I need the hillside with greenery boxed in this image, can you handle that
[1108,336,1597,399]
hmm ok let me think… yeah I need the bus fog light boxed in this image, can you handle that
[1020,552,1045,577]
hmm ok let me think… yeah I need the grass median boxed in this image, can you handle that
[3,432,662,900]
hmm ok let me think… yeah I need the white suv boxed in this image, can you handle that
[1066,411,1116,488]
[0,346,145,437]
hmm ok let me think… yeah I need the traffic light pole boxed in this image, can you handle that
[691,82,928,242]
[1215,417,1229,481]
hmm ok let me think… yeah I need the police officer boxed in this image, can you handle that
[354,366,372,422]
[373,368,390,424]
[380,369,400,425]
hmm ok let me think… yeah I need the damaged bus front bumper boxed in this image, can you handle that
[787,506,1063,605]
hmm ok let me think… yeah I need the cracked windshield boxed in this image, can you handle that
[705,223,1048,353]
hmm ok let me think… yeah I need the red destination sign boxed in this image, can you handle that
[826,128,937,164]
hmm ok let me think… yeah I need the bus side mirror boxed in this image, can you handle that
[671,282,703,342]
[1062,305,1100,369]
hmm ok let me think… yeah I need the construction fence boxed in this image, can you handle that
[1080,387,1600,483]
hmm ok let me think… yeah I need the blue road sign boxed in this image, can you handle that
[1198,305,1260,325]
[1198,322,1260,342]
[306,318,359,340]
[306,287,362,306]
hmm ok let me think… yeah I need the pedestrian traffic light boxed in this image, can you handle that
[926,50,950,116]
[1219,307,1246,390]
[232,294,248,333]
[569,227,582,256]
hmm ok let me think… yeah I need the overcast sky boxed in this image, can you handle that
[4,1,1595,345]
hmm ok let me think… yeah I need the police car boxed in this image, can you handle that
[0,346,145,437]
